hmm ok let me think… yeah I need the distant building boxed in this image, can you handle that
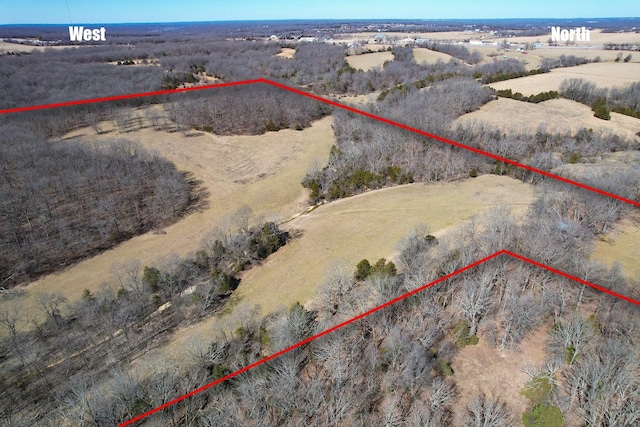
[269,35,279,41]
[299,37,318,43]
[469,40,483,45]
[416,38,431,44]
[399,37,415,44]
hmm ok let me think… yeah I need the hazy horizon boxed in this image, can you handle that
[1,0,638,25]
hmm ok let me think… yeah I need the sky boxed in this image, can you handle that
[0,0,638,25]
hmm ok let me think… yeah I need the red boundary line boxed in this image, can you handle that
[119,249,640,426]
[3,77,638,425]
[2,77,638,208]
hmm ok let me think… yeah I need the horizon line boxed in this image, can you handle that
[2,16,639,26]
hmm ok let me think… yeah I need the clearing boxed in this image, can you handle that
[5,113,335,325]
[592,217,640,281]
[413,47,454,64]
[451,325,549,426]
[346,51,394,71]
[159,174,535,356]
[454,97,640,140]
[276,48,295,59]
[488,62,640,96]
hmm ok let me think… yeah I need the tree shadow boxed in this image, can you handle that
[183,171,210,214]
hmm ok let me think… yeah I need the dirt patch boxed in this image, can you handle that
[451,325,550,426]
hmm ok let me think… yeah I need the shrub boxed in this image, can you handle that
[355,259,372,280]
[452,320,479,346]
[592,97,611,120]
[142,266,161,292]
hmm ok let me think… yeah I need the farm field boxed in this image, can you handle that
[413,47,454,63]
[487,62,640,95]
[0,40,78,53]
[345,50,394,70]
[4,114,335,324]
[159,174,535,356]
[454,97,640,140]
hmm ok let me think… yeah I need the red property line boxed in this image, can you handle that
[119,249,640,427]
[1,78,638,208]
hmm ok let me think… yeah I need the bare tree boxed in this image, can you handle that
[461,392,515,427]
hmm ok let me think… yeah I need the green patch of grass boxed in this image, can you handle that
[521,376,555,405]
[452,320,479,347]
[523,404,564,427]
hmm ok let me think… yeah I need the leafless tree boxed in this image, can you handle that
[461,392,515,427]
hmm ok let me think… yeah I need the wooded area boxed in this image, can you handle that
[1,26,639,427]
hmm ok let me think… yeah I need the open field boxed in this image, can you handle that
[413,47,454,64]
[345,51,394,71]
[4,114,335,325]
[454,97,640,140]
[159,174,535,355]
[487,62,640,95]
[276,47,295,59]
[0,40,79,53]
[592,216,640,281]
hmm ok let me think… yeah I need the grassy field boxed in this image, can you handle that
[488,62,640,96]
[4,113,335,327]
[454,97,640,140]
[0,41,79,53]
[276,47,295,59]
[413,47,454,64]
[592,217,640,281]
[159,174,535,356]
[345,51,394,71]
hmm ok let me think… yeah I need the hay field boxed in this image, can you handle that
[6,114,335,321]
[161,175,535,355]
[488,62,640,96]
[413,47,454,64]
[454,98,640,140]
[0,41,77,53]
[345,51,394,71]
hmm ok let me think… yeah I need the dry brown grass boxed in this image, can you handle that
[0,41,78,53]
[276,48,295,59]
[454,98,640,141]
[592,216,640,281]
[160,175,535,356]
[4,113,335,328]
[488,62,640,95]
[413,47,454,64]
[345,51,394,71]
[451,325,549,426]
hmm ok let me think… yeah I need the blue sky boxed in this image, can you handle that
[0,0,638,24]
